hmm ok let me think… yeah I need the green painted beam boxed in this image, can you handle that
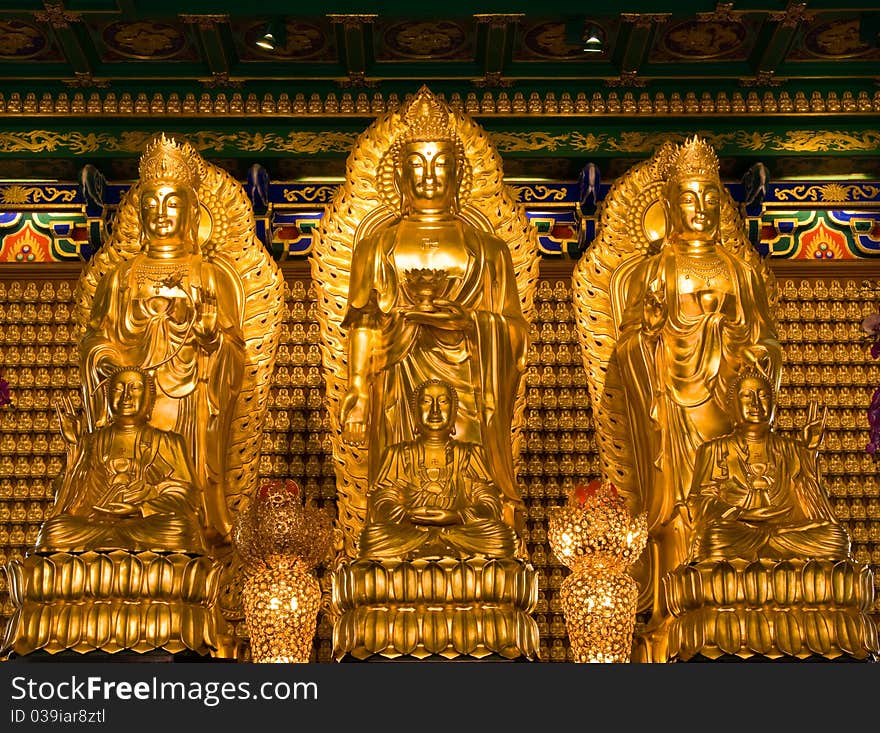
[51,2,880,16]
[0,120,876,158]
[46,21,93,75]
[614,14,666,75]
[330,15,374,82]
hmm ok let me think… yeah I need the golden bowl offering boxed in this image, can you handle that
[403,268,450,312]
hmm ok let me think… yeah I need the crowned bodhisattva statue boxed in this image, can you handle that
[315,87,540,660]
[3,133,285,659]
[574,136,878,662]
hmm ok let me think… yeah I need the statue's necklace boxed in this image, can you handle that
[133,260,189,290]
[676,252,727,285]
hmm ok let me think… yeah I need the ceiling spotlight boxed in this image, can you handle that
[255,18,286,52]
[583,24,605,53]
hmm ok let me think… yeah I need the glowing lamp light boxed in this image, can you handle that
[233,479,333,663]
[548,481,647,663]
[582,24,605,53]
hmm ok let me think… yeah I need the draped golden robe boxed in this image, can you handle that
[343,220,528,523]
[689,431,850,561]
[38,422,204,553]
[80,252,245,536]
[359,439,517,559]
[612,242,782,532]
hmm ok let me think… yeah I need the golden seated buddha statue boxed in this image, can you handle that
[688,368,850,563]
[662,367,878,661]
[359,379,517,560]
[37,366,204,554]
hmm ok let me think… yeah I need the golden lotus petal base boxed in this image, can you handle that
[3,550,222,657]
[331,557,540,661]
[664,559,880,661]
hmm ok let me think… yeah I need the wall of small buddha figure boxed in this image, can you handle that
[0,266,878,662]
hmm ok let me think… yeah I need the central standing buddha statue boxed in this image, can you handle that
[315,86,540,660]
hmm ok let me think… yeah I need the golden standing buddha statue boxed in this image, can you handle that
[316,87,539,660]
[339,91,529,537]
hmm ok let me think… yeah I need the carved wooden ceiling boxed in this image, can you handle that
[0,2,877,92]
[0,2,878,181]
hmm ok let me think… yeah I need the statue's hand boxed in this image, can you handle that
[120,479,150,506]
[92,501,140,517]
[55,393,82,445]
[340,388,368,446]
[643,282,667,335]
[404,299,471,331]
[741,344,772,378]
[409,507,460,526]
[193,290,219,344]
[801,400,827,451]
[739,504,792,523]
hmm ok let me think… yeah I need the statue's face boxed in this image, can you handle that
[400,141,456,213]
[734,376,773,425]
[417,382,455,434]
[109,370,150,421]
[669,177,720,242]
[139,183,190,241]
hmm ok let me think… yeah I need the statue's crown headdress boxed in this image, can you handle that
[401,86,455,144]
[138,132,202,191]
[662,135,720,186]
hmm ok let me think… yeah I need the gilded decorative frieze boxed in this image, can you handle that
[0,130,360,156]
[0,185,78,206]
[281,186,337,203]
[512,184,569,203]
[0,88,878,119]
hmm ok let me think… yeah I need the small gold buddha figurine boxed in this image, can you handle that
[37,366,205,553]
[22,282,39,302]
[688,367,850,562]
[358,379,517,560]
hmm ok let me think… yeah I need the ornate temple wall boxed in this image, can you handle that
[0,259,877,661]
